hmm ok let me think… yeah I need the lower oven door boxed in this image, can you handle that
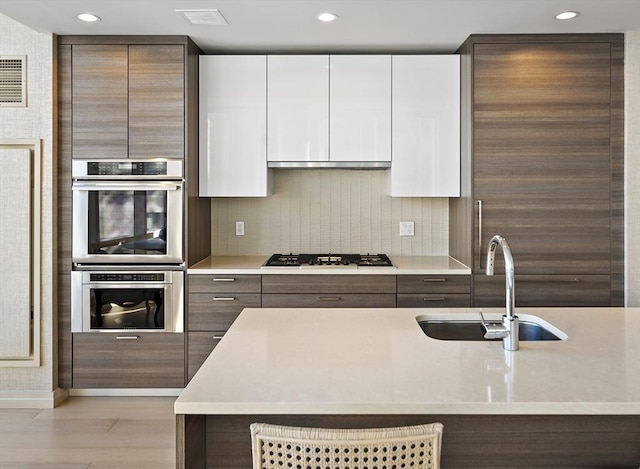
[71,270,184,332]
[72,181,183,264]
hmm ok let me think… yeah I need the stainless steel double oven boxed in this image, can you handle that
[71,160,184,333]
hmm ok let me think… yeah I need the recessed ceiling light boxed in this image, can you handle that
[176,9,228,25]
[77,13,101,22]
[555,11,579,20]
[317,12,339,22]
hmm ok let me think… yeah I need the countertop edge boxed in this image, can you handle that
[174,402,640,416]
[187,255,472,275]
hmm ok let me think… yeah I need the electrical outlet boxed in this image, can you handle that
[235,221,245,236]
[399,221,415,237]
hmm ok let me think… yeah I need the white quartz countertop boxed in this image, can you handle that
[175,307,640,416]
[187,255,471,275]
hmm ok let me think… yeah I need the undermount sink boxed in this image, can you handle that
[416,313,567,342]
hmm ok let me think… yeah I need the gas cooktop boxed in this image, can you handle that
[263,253,394,268]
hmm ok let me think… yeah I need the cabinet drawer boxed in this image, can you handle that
[189,274,261,293]
[397,275,470,294]
[72,332,184,388]
[188,332,224,382]
[473,274,611,307]
[262,275,396,294]
[397,293,471,308]
[188,293,261,331]
[262,293,396,308]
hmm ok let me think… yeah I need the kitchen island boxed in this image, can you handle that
[175,307,640,468]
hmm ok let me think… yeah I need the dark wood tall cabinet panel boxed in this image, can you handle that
[129,45,185,158]
[57,36,209,390]
[72,45,129,158]
[450,34,624,307]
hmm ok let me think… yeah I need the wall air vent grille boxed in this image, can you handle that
[0,56,27,107]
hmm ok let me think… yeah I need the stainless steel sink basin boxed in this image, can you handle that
[416,313,567,342]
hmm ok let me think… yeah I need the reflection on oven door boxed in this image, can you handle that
[90,288,165,330]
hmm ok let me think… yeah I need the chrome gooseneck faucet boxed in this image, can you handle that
[485,235,519,351]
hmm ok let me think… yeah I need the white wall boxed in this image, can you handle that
[0,13,58,405]
[625,31,640,306]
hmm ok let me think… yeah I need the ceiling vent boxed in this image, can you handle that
[176,9,228,25]
[0,56,27,107]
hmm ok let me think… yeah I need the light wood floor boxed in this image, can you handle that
[0,396,176,468]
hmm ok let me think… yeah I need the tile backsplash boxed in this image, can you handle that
[210,169,449,256]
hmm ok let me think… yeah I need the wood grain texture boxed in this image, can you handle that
[188,293,261,331]
[202,414,640,468]
[187,332,223,382]
[57,43,73,388]
[129,45,185,158]
[451,34,624,307]
[72,44,128,158]
[185,39,211,267]
[473,274,611,307]
[177,414,207,469]
[189,275,262,293]
[397,275,470,294]
[262,275,397,294]
[72,333,185,388]
[609,38,625,306]
[261,293,397,308]
[396,293,471,308]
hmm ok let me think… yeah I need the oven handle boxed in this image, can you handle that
[72,181,182,191]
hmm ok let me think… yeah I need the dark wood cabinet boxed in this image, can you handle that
[72,332,184,388]
[450,34,624,307]
[72,45,128,158]
[57,36,208,389]
[187,275,262,381]
[262,275,397,308]
[474,274,611,307]
[129,45,185,158]
[70,43,185,159]
[396,275,471,308]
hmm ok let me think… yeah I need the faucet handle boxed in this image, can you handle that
[479,311,509,340]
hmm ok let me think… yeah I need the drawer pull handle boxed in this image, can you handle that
[318,297,341,301]
[423,278,446,282]
[526,278,580,283]
[423,297,447,302]
[212,297,236,301]
[116,335,139,340]
[212,335,224,340]
[213,278,235,282]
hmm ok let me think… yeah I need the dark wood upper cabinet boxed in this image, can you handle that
[450,34,624,306]
[72,45,129,158]
[70,42,185,159]
[129,45,185,158]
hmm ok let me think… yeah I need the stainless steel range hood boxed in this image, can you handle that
[267,161,390,169]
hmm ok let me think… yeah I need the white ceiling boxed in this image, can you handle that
[1,0,639,53]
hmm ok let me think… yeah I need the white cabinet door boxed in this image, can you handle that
[388,55,460,197]
[329,55,392,163]
[199,56,272,197]
[267,55,329,163]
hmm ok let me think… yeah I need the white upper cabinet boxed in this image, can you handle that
[199,55,272,197]
[330,55,392,164]
[267,56,329,163]
[387,55,460,197]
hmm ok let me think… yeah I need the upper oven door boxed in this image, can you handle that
[72,180,183,264]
